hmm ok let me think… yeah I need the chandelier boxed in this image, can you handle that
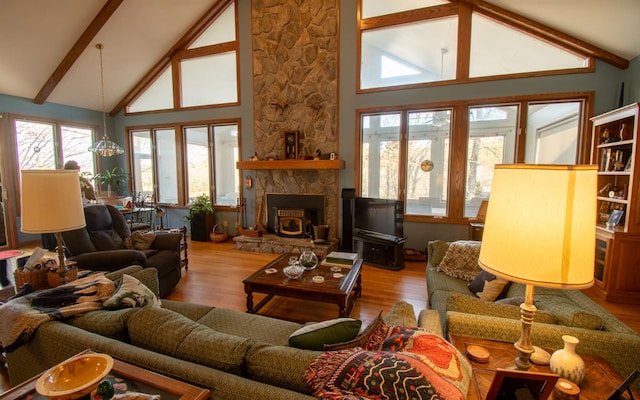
[89,43,124,157]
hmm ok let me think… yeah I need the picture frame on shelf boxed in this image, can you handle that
[486,369,558,400]
[283,130,299,160]
[607,209,625,227]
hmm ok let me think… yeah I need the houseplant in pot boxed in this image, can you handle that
[92,167,127,205]
[185,194,215,241]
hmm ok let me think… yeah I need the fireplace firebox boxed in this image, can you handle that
[266,194,325,238]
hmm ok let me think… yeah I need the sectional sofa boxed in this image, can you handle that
[426,240,640,391]
[6,266,469,400]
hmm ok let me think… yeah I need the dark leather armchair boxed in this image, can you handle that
[61,204,182,297]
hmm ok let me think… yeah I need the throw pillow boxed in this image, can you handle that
[323,311,384,351]
[288,318,362,350]
[124,230,156,250]
[436,240,482,281]
[468,270,511,301]
[495,296,527,306]
[103,274,161,309]
[427,240,450,268]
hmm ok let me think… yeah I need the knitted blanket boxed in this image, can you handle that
[0,274,115,352]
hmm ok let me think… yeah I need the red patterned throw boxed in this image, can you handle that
[305,323,468,400]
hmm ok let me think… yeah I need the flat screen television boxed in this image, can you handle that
[353,197,404,239]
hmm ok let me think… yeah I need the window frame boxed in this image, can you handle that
[356,1,596,93]
[356,92,594,225]
[126,118,242,210]
[124,0,240,115]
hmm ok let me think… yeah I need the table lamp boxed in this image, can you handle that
[478,164,597,371]
[20,170,86,284]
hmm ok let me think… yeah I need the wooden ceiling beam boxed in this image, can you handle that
[111,0,233,116]
[34,0,124,105]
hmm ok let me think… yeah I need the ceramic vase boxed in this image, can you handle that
[549,335,585,385]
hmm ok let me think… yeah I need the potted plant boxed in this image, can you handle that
[92,167,128,204]
[185,194,215,241]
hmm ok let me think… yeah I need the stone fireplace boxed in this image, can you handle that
[244,0,340,249]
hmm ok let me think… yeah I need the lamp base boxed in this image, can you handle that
[514,284,537,370]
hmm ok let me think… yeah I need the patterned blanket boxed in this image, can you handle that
[0,274,115,352]
[305,324,471,400]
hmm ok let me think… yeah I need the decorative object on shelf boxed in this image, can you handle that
[619,123,630,140]
[299,250,318,270]
[420,159,434,172]
[89,44,124,157]
[312,224,329,244]
[283,130,299,160]
[601,127,620,144]
[250,152,260,161]
[20,170,87,286]
[530,346,551,365]
[549,335,585,385]
[606,209,624,228]
[478,164,596,371]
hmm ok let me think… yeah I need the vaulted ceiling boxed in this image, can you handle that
[1,0,638,114]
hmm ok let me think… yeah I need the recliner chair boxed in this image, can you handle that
[61,204,182,296]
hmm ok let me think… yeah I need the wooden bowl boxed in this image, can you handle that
[36,353,114,400]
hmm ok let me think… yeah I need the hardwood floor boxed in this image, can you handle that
[2,238,639,394]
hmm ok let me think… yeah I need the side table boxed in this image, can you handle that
[449,335,638,400]
[0,350,209,400]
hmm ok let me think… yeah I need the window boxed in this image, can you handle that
[127,1,239,113]
[129,120,240,207]
[357,95,590,222]
[14,117,97,175]
[358,0,592,92]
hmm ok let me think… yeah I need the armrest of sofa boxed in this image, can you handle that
[151,232,182,251]
[418,309,444,337]
[68,249,148,271]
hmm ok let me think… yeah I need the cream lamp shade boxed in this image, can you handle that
[478,164,597,289]
[21,170,86,234]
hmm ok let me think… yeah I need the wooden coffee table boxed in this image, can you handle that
[449,335,638,400]
[243,252,363,318]
[0,350,209,400]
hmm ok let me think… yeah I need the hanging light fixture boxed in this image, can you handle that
[89,43,124,157]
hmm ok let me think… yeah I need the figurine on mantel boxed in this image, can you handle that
[250,152,259,161]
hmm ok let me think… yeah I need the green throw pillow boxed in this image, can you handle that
[289,318,362,350]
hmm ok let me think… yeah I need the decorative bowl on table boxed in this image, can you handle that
[299,250,318,271]
[283,264,304,279]
[36,353,114,400]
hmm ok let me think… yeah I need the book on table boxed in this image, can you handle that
[324,251,358,265]
[321,260,355,270]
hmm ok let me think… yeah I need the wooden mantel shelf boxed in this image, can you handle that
[236,159,345,170]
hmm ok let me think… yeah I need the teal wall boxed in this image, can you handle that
[2,0,639,248]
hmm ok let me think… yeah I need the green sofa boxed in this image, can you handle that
[426,240,640,391]
[6,266,455,400]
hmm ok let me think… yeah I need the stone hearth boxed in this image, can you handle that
[233,234,337,256]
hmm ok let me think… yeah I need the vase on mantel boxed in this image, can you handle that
[549,335,585,385]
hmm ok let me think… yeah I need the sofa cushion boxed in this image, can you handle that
[127,307,253,375]
[323,311,385,351]
[427,240,450,268]
[468,270,511,301]
[436,240,482,281]
[195,308,302,346]
[446,292,559,325]
[384,300,418,327]
[536,294,605,330]
[288,318,362,350]
[244,343,319,395]
[103,274,161,309]
[68,308,139,340]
